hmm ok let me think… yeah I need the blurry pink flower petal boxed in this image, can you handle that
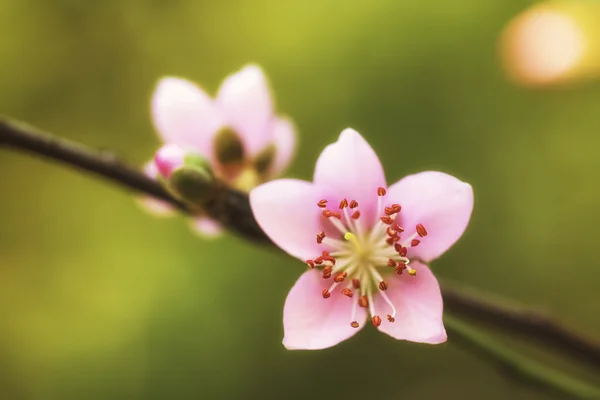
[251,128,473,349]
[268,117,296,178]
[154,144,186,179]
[283,269,367,350]
[250,179,325,260]
[216,65,274,156]
[387,171,473,263]
[190,216,223,238]
[151,77,221,155]
[314,128,386,223]
[373,262,446,344]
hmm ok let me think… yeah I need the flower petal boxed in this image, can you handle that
[138,161,175,217]
[190,216,223,238]
[216,65,274,157]
[283,269,367,350]
[387,171,473,262]
[374,262,446,344]
[151,77,221,155]
[313,128,386,225]
[268,117,296,178]
[250,179,325,260]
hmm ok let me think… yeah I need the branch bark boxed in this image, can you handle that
[1,117,599,375]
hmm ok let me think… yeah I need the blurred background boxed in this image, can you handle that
[1,0,600,399]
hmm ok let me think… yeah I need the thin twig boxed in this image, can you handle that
[1,117,599,370]
[445,314,600,399]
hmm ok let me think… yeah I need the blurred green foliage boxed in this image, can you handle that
[1,0,599,399]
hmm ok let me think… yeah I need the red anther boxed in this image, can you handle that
[386,226,397,236]
[322,271,332,279]
[341,288,353,298]
[333,272,346,283]
[378,281,388,291]
[339,198,348,209]
[322,255,336,265]
[380,216,394,225]
[396,262,407,275]
[350,321,360,328]
[358,295,369,308]
[393,224,404,233]
[314,256,324,264]
[349,200,359,209]
[352,279,360,289]
[399,246,408,257]
[392,204,401,213]
[316,231,325,244]
[322,289,331,299]
[394,243,402,253]
[317,199,328,208]
[306,260,315,269]
[332,212,341,219]
[377,187,387,196]
[323,266,333,275]
[384,206,395,216]
[386,236,399,245]
[387,315,395,323]
[372,315,382,327]
[351,211,361,219]
[416,223,428,237]
[322,209,333,218]
[411,239,421,247]
[387,259,397,267]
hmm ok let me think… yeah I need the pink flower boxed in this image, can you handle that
[250,129,473,350]
[141,64,296,237]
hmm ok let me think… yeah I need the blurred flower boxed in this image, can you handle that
[140,64,297,237]
[250,129,473,350]
[500,1,600,87]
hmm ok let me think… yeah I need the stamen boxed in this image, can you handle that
[378,281,388,291]
[306,260,315,269]
[351,210,360,219]
[333,272,347,283]
[339,198,348,209]
[350,321,359,328]
[396,262,407,274]
[372,315,382,327]
[341,288,353,298]
[358,295,369,308]
[378,289,398,320]
[316,231,325,244]
[416,223,428,237]
[380,216,394,224]
[377,187,387,196]
[322,289,331,299]
[350,289,359,328]
[411,239,421,247]
[349,200,358,209]
[352,279,360,289]
[387,259,397,267]
[317,199,328,208]
[408,267,417,276]
[387,315,395,323]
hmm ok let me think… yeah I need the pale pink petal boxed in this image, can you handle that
[388,171,473,262]
[283,269,367,350]
[154,144,185,178]
[249,179,325,261]
[267,117,296,178]
[151,77,222,155]
[190,216,223,238]
[313,128,386,224]
[138,161,175,217]
[374,262,446,344]
[216,65,274,157]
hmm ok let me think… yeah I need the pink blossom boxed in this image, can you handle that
[250,129,473,350]
[141,64,296,237]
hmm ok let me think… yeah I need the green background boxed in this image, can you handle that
[1,0,599,399]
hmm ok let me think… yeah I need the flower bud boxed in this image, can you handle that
[154,144,186,179]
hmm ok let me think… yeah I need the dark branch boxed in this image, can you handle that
[1,117,599,368]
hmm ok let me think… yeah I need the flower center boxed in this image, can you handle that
[306,187,428,329]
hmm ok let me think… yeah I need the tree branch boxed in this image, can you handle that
[1,117,599,373]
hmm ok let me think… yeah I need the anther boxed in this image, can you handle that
[349,200,358,209]
[386,236,399,245]
[316,231,325,244]
[358,295,369,308]
[322,254,336,265]
[387,259,397,267]
[399,246,408,257]
[352,279,360,289]
[380,216,394,225]
[378,281,388,291]
[392,204,401,213]
[408,268,417,276]
[339,198,348,209]
[317,199,328,208]
[322,209,333,218]
[314,256,324,264]
[377,187,387,196]
[411,239,421,247]
[416,223,428,237]
[393,224,404,233]
[351,211,361,219]
[386,226,397,236]
[322,289,331,299]
[333,272,346,283]
[306,260,315,269]
[372,315,382,327]
[387,315,395,323]
[350,321,360,328]
[384,206,395,216]
[341,288,353,298]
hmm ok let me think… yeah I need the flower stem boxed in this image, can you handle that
[445,314,600,399]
